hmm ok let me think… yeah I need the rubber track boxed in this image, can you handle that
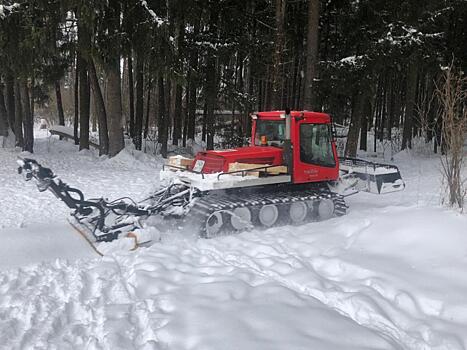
[185,189,347,238]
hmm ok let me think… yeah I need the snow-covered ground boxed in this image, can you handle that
[0,129,466,349]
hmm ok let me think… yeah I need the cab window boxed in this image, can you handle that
[255,120,286,146]
[300,124,335,167]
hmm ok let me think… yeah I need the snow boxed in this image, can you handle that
[48,124,76,136]
[0,224,94,270]
[0,3,19,19]
[378,23,442,48]
[1,129,467,349]
[140,0,165,26]
[340,55,363,64]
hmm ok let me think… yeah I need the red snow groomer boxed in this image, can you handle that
[17,110,404,249]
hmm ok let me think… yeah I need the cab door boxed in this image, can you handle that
[292,120,339,184]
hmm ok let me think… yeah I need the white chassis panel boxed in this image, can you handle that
[160,169,291,191]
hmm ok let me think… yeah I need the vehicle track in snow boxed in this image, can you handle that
[189,224,464,350]
[0,257,167,349]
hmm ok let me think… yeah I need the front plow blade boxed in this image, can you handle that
[339,157,405,194]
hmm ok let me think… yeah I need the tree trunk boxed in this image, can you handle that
[74,53,80,145]
[158,76,168,158]
[54,80,65,127]
[303,0,320,110]
[426,76,436,143]
[345,88,365,157]
[20,80,33,153]
[103,0,124,157]
[172,15,184,146]
[205,67,216,150]
[88,59,109,155]
[79,59,90,151]
[106,61,124,156]
[78,8,91,151]
[186,45,198,142]
[14,81,23,147]
[182,100,188,147]
[144,87,151,138]
[291,50,300,110]
[246,0,256,129]
[165,79,172,138]
[202,102,207,142]
[54,79,65,138]
[5,73,15,133]
[128,52,135,138]
[387,73,395,140]
[30,76,34,125]
[374,76,382,151]
[380,72,388,142]
[91,96,98,132]
[359,100,368,151]
[272,0,286,109]
[78,53,90,151]
[134,50,144,150]
[173,84,183,146]
[185,17,200,144]
[0,85,9,137]
[188,79,197,140]
[401,57,418,150]
[393,72,403,129]
[205,1,220,150]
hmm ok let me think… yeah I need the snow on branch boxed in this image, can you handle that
[0,3,20,19]
[324,55,368,70]
[140,0,166,27]
[378,23,442,47]
[194,41,236,50]
[339,55,365,65]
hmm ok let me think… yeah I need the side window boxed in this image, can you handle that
[299,124,335,167]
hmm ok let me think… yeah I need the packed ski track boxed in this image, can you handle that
[1,130,466,350]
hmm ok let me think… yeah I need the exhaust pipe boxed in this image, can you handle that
[285,107,291,141]
[283,108,293,175]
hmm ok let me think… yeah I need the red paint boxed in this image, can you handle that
[291,114,339,184]
[191,146,283,173]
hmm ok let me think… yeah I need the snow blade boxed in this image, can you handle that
[339,157,405,194]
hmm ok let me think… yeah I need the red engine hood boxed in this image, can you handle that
[192,146,283,173]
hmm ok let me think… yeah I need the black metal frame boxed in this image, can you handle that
[339,156,400,172]
[162,164,205,178]
[17,158,195,242]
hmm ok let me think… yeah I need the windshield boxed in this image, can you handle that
[254,120,286,146]
[300,123,335,167]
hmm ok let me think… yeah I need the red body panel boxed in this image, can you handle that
[192,146,283,173]
[291,116,339,184]
[190,110,339,184]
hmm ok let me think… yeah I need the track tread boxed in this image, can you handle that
[185,187,347,238]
